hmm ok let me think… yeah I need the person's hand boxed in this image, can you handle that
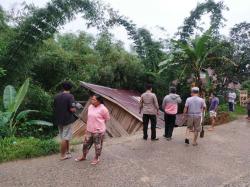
[157,111,160,115]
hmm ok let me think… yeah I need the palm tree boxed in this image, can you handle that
[159,30,235,95]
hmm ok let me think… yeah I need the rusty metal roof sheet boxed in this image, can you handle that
[80,81,165,127]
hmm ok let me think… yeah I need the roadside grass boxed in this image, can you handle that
[0,137,59,163]
[218,103,247,120]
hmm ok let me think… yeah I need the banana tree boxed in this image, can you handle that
[159,29,236,95]
[0,79,53,137]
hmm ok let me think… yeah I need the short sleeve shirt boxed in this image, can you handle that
[54,92,75,126]
[228,92,236,103]
[185,96,206,117]
[209,97,219,111]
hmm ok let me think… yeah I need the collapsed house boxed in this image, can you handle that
[72,82,165,138]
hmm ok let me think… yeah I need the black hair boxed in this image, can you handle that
[192,90,199,94]
[93,94,104,104]
[211,92,217,97]
[169,87,176,94]
[146,83,153,90]
[62,81,73,91]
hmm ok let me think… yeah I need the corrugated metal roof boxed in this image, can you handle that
[80,81,165,127]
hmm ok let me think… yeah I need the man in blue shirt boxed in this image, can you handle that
[208,93,219,131]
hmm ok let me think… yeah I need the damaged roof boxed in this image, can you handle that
[80,81,165,127]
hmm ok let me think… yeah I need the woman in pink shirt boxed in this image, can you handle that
[75,94,110,165]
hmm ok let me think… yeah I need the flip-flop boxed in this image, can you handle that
[90,158,100,165]
[60,155,72,161]
[74,157,86,162]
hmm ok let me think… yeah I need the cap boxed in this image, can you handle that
[191,87,199,92]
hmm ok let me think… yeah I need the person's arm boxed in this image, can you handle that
[69,95,76,113]
[202,99,206,112]
[102,107,110,122]
[214,99,219,112]
[153,94,159,114]
[183,99,189,117]
[162,97,166,111]
[183,106,188,114]
[177,95,182,104]
[233,93,237,100]
[139,96,143,114]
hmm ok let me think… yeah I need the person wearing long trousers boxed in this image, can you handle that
[139,84,159,141]
[75,94,110,165]
[162,87,182,140]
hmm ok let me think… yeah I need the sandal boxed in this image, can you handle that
[91,158,100,165]
[60,155,72,161]
[74,157,86,162]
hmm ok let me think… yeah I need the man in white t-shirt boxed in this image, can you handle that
[183,87,206,146]
[228,90,236,112]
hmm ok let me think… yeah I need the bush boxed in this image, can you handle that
[23,83,53,121]
[242,80,250,93]
[15,123,58,140]
[0,137,59,163]
[218,103,246,115]
[17,83,57,139]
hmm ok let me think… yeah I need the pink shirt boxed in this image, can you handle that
[87,104,110,133]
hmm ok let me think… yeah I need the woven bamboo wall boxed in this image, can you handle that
[72,98,142,138]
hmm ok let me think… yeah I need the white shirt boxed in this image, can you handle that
[228,92,236,103]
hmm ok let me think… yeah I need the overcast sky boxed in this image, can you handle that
[1,0,250,48]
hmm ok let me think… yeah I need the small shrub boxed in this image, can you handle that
[0,137,59,163]
[17,83,58,139]
[23,83,53,121]
[218,103,246,115]
[242,80,250,93]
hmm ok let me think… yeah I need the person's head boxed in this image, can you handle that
[91,94,104,107]
[191,87,199,96]
[145,83,153,91]
[62,81,73,91]
[211,92,217,97]
[169,87,176,94]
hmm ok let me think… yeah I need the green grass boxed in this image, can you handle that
[218,103,247,115]
[0,137,59,163]
[218,103,247,121]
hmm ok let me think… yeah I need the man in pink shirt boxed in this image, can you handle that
[75,94,110,165]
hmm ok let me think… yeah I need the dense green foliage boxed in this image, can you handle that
[0,79,53,138]
[0,137,58,163]
[0,0,249,142]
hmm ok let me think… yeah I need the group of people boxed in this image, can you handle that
[54,81,239,165]
[139,84,218,146]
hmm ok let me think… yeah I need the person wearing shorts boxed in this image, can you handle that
[54,81,76,160]
[208,93,219,131]
[183,87,206,146]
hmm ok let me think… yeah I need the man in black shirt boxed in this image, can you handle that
[54,81,76,160]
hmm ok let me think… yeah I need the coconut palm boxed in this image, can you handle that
[159,30,236,94]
